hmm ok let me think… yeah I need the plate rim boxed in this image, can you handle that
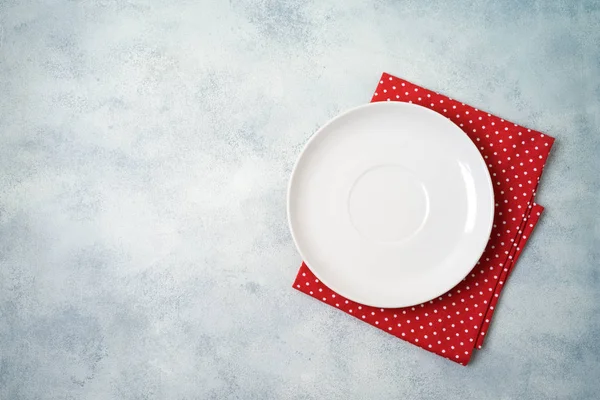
[287,101,495,308]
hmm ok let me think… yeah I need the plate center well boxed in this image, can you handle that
[347,164,430,243]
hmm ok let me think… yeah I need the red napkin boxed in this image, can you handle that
[293,72,555,365]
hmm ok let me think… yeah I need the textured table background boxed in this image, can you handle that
[1,1,599,399]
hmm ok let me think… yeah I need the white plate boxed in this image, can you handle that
[287,102,494,308]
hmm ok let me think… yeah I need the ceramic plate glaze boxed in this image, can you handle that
[287,102,494,308]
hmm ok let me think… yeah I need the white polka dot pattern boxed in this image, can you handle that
[293,72,555,365]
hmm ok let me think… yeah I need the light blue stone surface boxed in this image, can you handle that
[1,0,599,398]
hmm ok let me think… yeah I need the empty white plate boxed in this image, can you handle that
[287,102,494,308]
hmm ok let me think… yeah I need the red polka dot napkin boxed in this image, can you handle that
[293,72,555,365]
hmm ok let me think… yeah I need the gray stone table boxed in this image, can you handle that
[1,0,599,399]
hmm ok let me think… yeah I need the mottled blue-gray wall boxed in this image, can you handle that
[1,0,599,399]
